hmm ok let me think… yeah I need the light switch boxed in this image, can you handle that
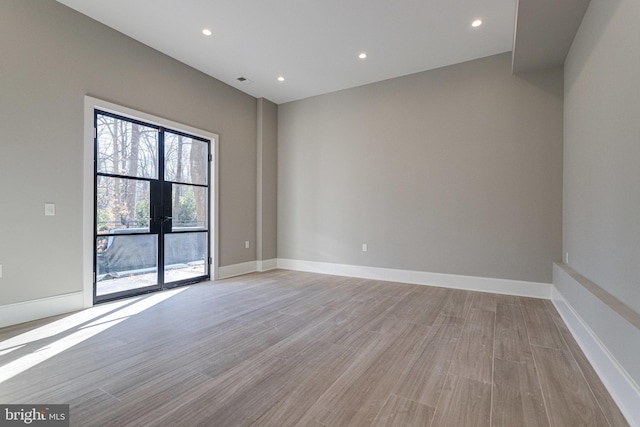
[45,203,56,216]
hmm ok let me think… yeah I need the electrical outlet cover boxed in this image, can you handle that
[45,203,56,216]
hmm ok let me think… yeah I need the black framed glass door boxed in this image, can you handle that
[93,110,210,302]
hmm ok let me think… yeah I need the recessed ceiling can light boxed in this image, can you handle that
[277,76,285,82]
[358,52,367,59]
[472,19,482,27]
[202,28,212,36]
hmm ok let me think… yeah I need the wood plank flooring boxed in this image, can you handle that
[0,270,629,426]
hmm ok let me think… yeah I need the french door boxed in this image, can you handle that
[93,110,210,302]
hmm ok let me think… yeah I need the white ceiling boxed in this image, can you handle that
[56,0,519,104]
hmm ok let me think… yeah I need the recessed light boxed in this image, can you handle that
[277,76,285,82]
[358,52,367,59]
[202,28,212,36]
[471,19,482,28]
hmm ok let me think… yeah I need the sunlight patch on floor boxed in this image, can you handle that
[0,287,187,384]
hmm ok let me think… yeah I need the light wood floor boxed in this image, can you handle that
[0,270,629,426]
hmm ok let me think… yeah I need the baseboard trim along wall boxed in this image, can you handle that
[218,261,258,279]
[277,258,552,298]
[218,259,278,279]
[0,292,85,329]
[257,259,278,272]
[552,264,640,427]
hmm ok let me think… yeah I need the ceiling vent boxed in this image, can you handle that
[236,76,253,84]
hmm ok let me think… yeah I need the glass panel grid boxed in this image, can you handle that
[94,109,211,302]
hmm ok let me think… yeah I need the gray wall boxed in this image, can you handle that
[564,0,640,312]
[278,53,563,284]
[0,0,260,305]
[257,98,278,261]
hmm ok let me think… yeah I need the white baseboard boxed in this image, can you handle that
[0,292,85,329]
[218,261,258,279]
[216,258,275,278]
[276,259,551,299]
[552,268,640,427]
[257,259,278,272]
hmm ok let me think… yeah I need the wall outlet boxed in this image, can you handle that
[362,243,368,252]
[245,241,250,249]
[0,264,2,278]
[45,203,56,216]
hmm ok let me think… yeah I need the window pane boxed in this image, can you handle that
[164,132,208,185]
[96,113,158,179]
[96,234,158,295]
[96,176,150,234]
[164,232,207,281]
[172,184,207,229]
